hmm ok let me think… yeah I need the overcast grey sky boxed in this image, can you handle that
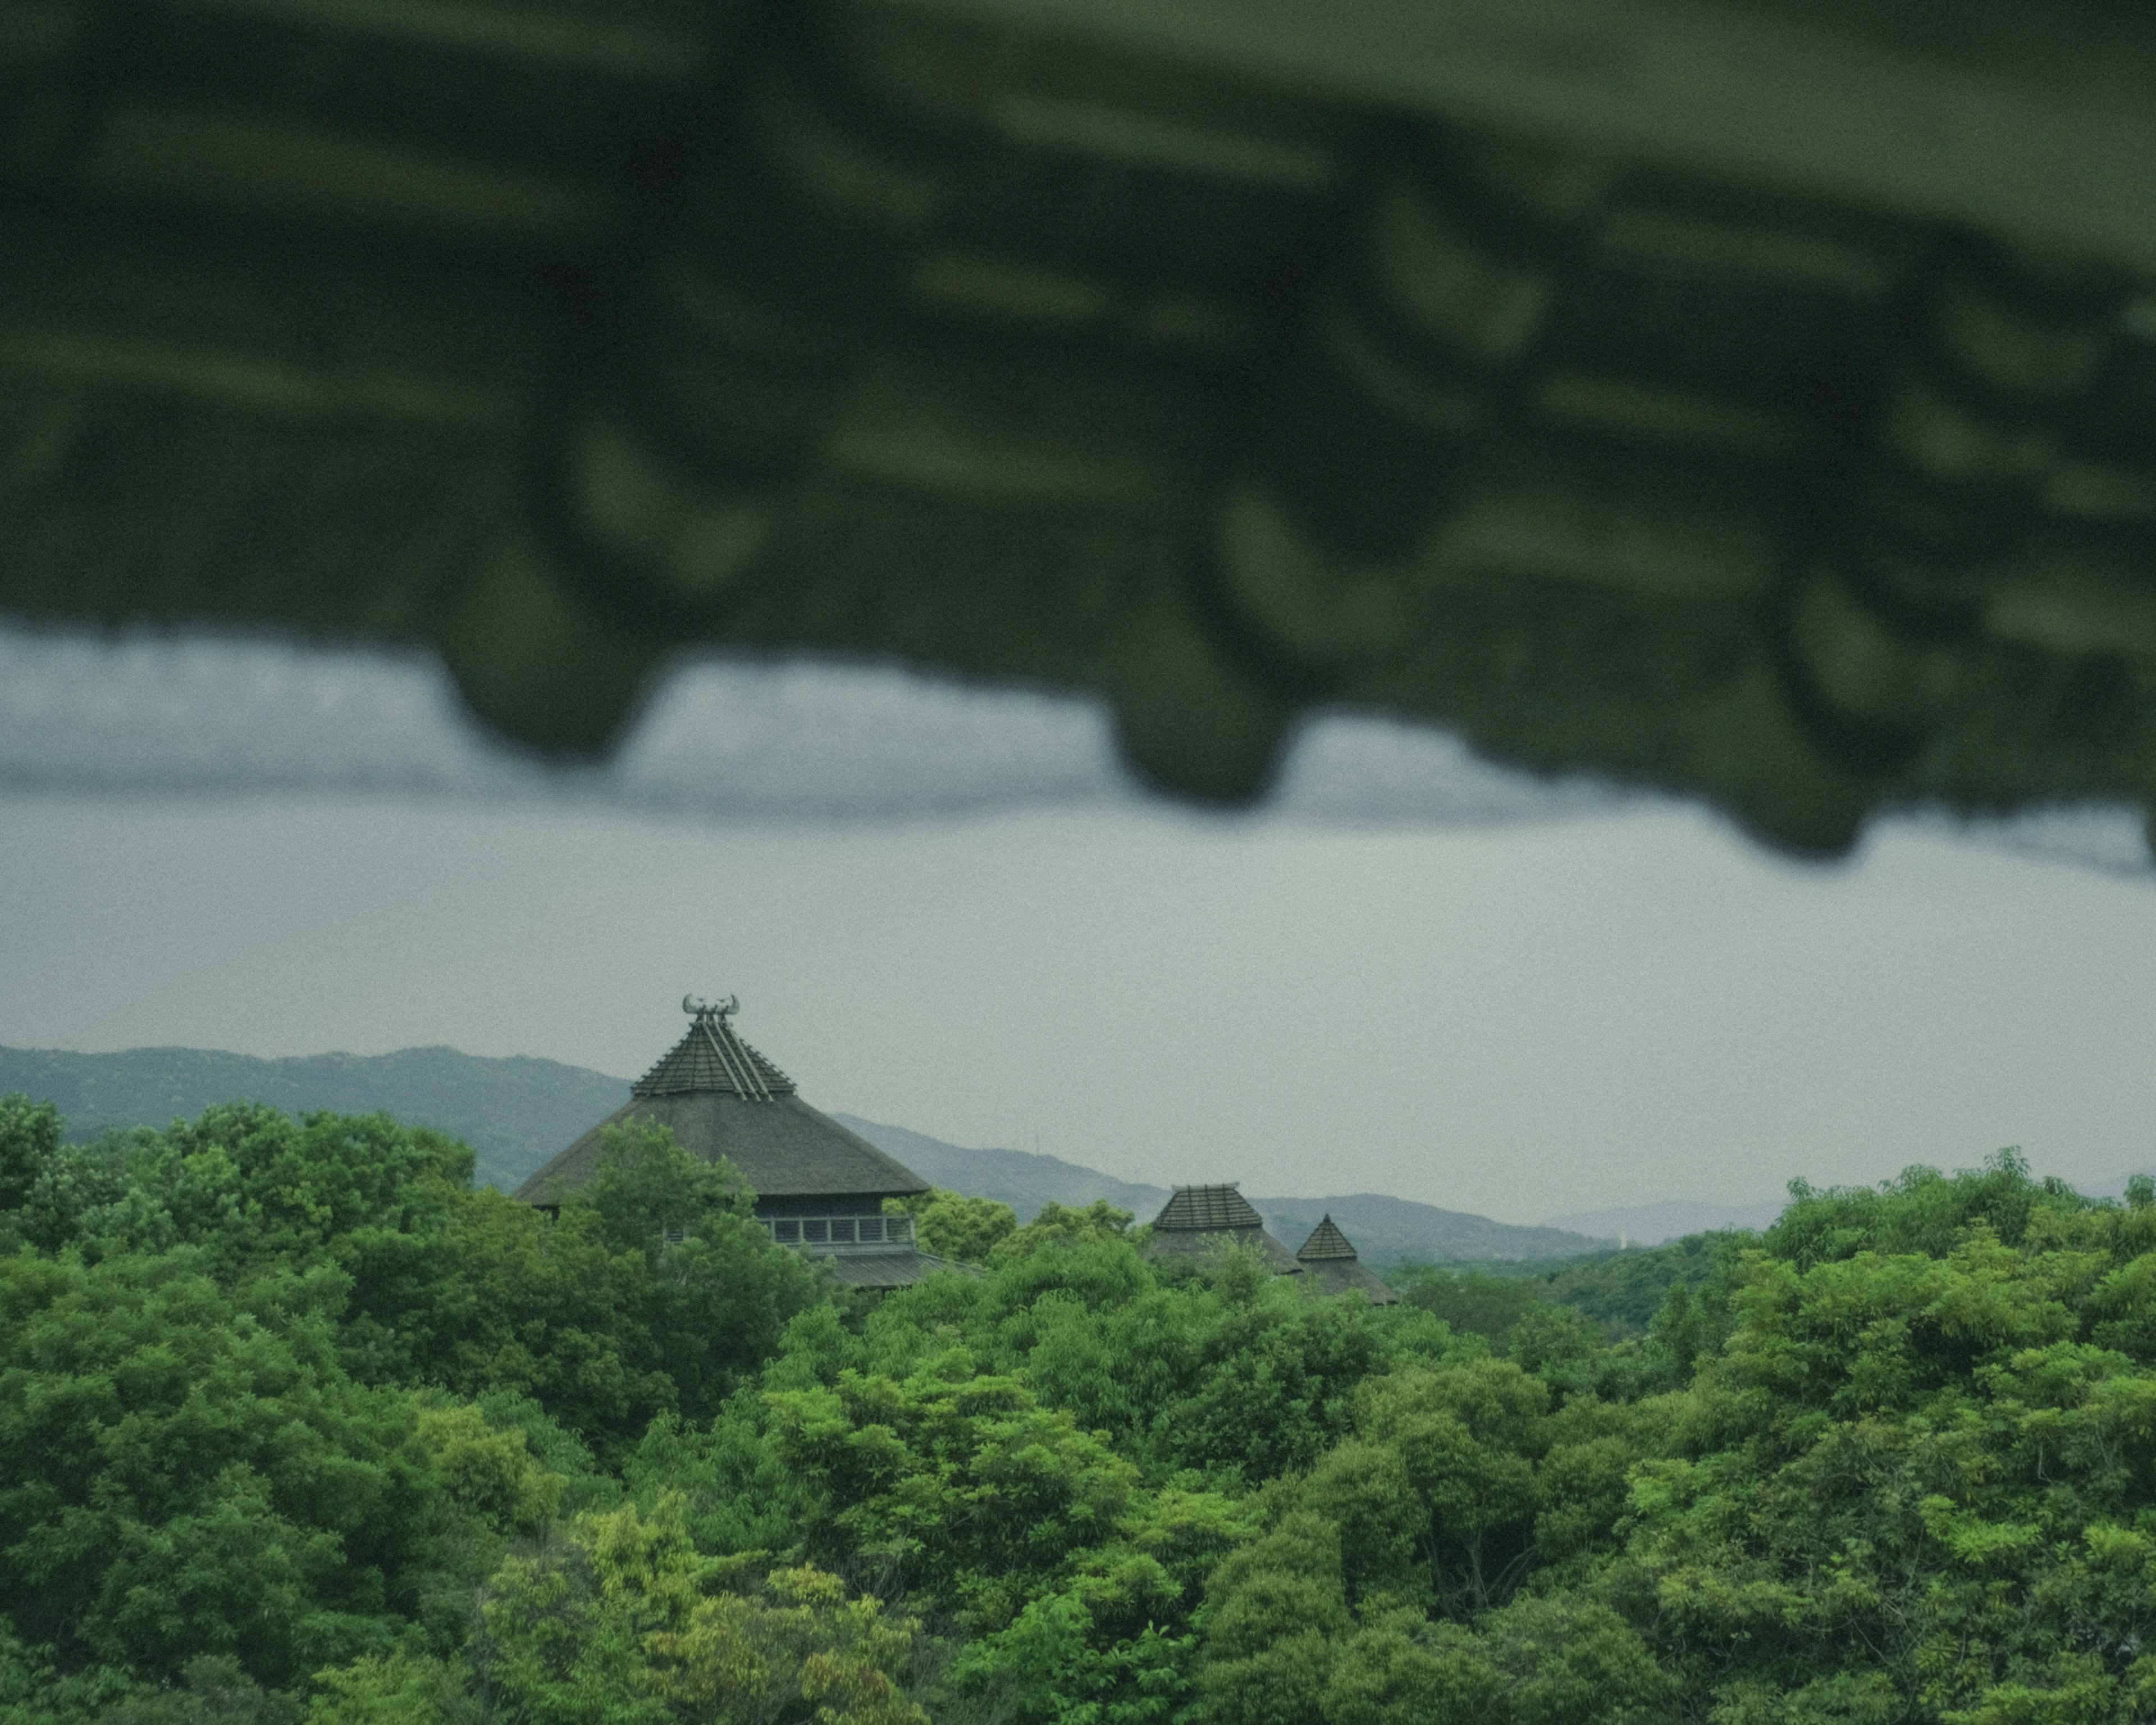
[5,755,2154,1224]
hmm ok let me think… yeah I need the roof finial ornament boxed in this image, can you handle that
[683,993,739,1020]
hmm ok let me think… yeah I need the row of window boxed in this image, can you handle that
[761,1214,915,1246]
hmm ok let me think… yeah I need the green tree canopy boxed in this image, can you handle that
[10,1091,2155,1725]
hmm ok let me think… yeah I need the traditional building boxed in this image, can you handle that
[1144,1184,1301,1275]
[517,997,955,1288]
[1294,1216,1400,1304]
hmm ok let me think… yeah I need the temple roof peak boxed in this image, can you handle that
[633,994,796,1101]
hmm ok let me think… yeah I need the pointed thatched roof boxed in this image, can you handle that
[514,1000,929,1206]
[1145,1184,1301,1275]
[634,1009,795,1099]
[1295,1215,1399,1304]
[1295,1215,1358,1260]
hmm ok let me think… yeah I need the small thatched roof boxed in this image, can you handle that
[1295,1215,1358,1259]
[1295,1215,1399,1304]
[515,1001,929,1206]
[1145,1183,1301,1275]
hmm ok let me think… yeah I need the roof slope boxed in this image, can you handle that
[636,1016,794,1099]
[515,1005,928,1204]
[516,1089,930,1203]
[1296,1215,1399,1303]
[1295,1215,1358,1260]
[1146,1184,1301,1275]
[1154,1184,1266,1231]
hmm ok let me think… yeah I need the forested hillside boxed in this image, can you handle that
[4,1086,2150,1725]
[0,1043,631,1190]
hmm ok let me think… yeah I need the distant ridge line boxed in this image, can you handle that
[2,1044,1623,1264]
[0,1042,633,1194]
[829,1115,1611,1264]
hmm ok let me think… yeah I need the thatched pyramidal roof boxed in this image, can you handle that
[1146,1184,1301,1275]
[515,998,928,1206]
[1295,1215,1358,1261]
[1294,1215,1399,1304]
[1154,1185,1266,1232]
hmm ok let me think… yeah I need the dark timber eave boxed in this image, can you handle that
[10,0,2156,859]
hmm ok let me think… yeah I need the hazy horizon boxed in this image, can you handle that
[7,779,2153,1227]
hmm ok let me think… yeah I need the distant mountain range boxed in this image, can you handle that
[832,1112,1613,1259]
[0,1043,632,1193]
[1257,1193,1606,1267]
[826,1116,1175,1219]
[2,1043,1610,1263]
[830,1115,1609,1262]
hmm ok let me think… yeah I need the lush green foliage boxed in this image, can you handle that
[884,1189,1019,1265]
[1538,1233,1732,1337]
[8,1092,2156,1724]
[1399,1233,1734,1347]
